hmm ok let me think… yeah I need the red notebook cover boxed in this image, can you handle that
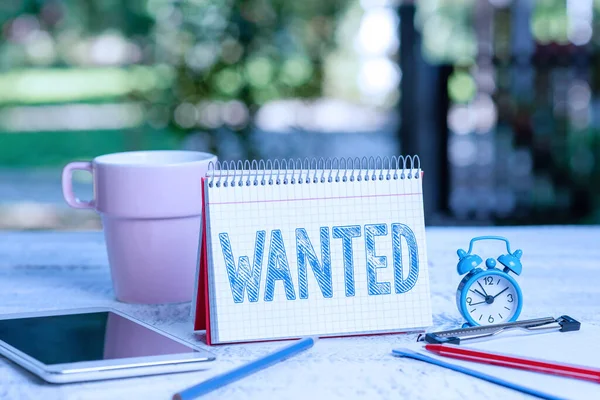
[194,178,212,344]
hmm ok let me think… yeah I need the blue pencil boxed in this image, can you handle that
[392,348,564,400]
[173,337,317,400]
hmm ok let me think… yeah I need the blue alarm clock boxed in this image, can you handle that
[456,236,523,327]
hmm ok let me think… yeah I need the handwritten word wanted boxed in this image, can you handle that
[218,224,419,303]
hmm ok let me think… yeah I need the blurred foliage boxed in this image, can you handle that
[152,0,348,156]
[0,0,348,161]
[416,0,477,65]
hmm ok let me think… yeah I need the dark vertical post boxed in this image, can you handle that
[435,65,452,216]
[399,4,418,158]
[398,2,451,223]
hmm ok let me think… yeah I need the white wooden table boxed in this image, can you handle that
[1,227,599,400]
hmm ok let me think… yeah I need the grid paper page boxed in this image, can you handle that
[204,169,432,344]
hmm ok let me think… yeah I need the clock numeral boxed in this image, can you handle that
[484,277,494,285]
[488,316,494,323]
[466,297,472,305]
[507,294,514,303]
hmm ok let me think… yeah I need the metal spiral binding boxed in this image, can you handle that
[206,155,420,188]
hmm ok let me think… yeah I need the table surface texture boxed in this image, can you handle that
[0,226,598,400]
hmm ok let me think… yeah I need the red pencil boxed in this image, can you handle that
[425,344,600,384]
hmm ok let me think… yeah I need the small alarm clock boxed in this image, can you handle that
[456,236,523,327]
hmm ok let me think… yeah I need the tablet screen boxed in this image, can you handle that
[0,311,198,365]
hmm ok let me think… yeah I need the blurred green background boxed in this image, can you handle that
[0,0,357,166]
[1,0,600,229]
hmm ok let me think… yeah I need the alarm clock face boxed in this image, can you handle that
[460,270,522,326]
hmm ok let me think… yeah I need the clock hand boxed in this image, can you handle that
[477,281,489,297]
[469,300,487,306]
[493,287,509,299]
[469,289,487,299]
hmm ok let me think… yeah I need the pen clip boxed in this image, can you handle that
[418,315,581,345]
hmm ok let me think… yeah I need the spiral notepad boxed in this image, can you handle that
[193,156,432,344]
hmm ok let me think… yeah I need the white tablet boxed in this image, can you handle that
[0,308,215,383]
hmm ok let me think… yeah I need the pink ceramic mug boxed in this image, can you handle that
[61,150,217,304]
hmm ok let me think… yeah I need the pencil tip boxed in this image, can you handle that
[392,348,416,357]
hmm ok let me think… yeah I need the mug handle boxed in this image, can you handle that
[62,162,95,209]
